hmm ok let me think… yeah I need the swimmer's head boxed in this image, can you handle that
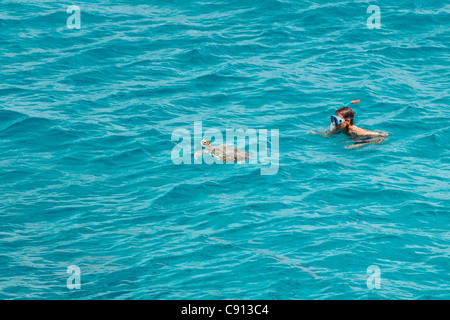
[331,106,355,130]
[201,139,211,147]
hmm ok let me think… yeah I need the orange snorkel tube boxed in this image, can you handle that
[347,99,360,106]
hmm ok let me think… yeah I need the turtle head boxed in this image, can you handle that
[201,139,211,147]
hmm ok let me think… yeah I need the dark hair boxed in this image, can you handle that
[335,107,355,125]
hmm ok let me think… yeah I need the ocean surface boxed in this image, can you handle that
[1,0,449,299]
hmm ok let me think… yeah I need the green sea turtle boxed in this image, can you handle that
[194,139,252,163]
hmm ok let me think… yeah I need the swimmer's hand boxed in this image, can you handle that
[307,130,335,136]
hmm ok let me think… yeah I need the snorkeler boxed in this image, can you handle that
[309,100,388,149]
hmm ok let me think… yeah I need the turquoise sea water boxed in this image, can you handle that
[1,0,449,299]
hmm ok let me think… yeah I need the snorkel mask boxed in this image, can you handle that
[330,115,345,126]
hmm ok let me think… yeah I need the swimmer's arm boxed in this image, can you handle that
[345,136,387,149]
[345,141,372,149]
[307,130,337,137]
[194,149,206,159]
[352,126,388,137]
